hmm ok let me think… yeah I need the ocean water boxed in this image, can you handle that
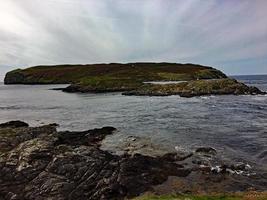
[0,75,266,173]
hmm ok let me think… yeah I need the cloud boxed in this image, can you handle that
[0,0,267,78]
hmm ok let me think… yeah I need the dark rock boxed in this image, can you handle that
[195,147,217,155]
[248,86,265,95]
[0,121,29,128]
[162,152,193,162]
[56,126,116,146]
[48,123,59,127]
[4,69,26,84]
[62,83,134,93]
[0,122,191,200]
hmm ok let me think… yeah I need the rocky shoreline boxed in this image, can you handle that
[62,83,136,93]
[62,78,266,98]
[1,121,266,200]
[123,78,266,97]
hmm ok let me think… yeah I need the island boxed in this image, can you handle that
[4,62,266,96]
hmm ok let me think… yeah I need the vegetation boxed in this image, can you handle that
[4,62,227,86]
[133,193,267,200]
[79,76,142,89]
[5,63,265,96]
[123,78,265,97]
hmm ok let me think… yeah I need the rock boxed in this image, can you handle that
[62,82,138,93]
[0,122,191,200]
[48,123,59,127]
[1,121,262,198]
[0,124,56,153]
[0,121,29,128]
[117,136,172,157]
[4,69,26,84]
[230,162,252,171]
[162,152,193,162]
[56,126,116,147]
[195,147,217,155]
[123,78,266,97]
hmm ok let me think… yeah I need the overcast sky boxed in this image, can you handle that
[0,0,267,80]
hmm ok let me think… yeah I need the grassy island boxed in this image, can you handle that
[4,62,265,97]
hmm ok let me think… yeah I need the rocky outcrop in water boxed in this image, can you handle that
[123,78,266,97]
[62,83,136,93]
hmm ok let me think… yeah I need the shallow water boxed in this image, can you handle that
[0,75,267,174]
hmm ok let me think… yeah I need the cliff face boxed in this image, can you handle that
[4,69,27,84]
[4,63,227,85]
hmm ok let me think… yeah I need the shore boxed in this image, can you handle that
[1,121,266,200]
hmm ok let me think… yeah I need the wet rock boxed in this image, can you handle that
[162,152,193,162]
[0,121,29,128]
[195,147,217,155]
[56,126,116,147]
[48,123,59,127]
[211,165,228,174]
[191,158,210,166]
[258,150,267,162]
[230,163,248,171]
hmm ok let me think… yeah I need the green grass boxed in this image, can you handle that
[79,76,141,87]
[157,72,192,81]
[132,193,267,200]
[77,76,143,91]
[5,63,227,85]
[194,69,227,79]
[182,78,239,92]
[134,195,238,200]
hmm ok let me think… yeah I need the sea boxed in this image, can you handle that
[0,75,267,180]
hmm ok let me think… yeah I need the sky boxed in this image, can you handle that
[0,0,267,80]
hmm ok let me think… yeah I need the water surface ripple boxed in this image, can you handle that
[0,75,266,172]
